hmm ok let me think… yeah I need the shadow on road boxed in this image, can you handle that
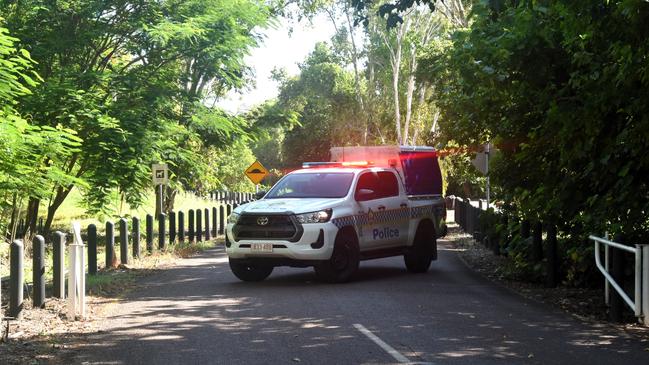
[62,247,649,365]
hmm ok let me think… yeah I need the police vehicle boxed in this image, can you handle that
[225,146,447,282]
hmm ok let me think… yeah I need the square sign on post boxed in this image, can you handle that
[245,160,268,185]
[152,163,169,185]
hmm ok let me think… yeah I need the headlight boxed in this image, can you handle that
[295,209,332,224]
[227,212,240,224]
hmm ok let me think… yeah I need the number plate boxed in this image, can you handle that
[251,243,273,253]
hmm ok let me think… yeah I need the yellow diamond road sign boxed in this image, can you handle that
[245,160,268,185]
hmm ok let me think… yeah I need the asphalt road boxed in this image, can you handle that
[73,238,649,365]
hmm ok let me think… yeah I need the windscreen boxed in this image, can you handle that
[400,152,443,195]
[266,172,354,199]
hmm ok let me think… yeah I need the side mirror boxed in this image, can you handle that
[355,188,375,202]
[254,190,267,200]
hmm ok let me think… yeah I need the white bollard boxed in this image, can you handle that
[68,221,86,320]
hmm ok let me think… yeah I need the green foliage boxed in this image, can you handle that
[0,0,274,231]
[351,0,438,28]
[422,1,649,244]
[210,139,257,192]
[439,152,484,198]
[276,42,362,167]
[561,239,598,288]
[0,20,82,238]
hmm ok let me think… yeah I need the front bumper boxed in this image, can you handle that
[226,221,338,262]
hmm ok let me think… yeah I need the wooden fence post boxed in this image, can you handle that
[132,217,140,259]
[10,240,24,318]
[106,222,115,269]
[204,208,210,241]
[32,235,46,308]
[196,209,203,242]
[188,209,195,242]
[219,205,225,235]
[158,213,167,250]
[119,218,129,265]
[178,211,185,242]
[146,214,153,253]
[88,224,97,274]
[53,231,66,298]
[169,211,176,244]
[212,207,217,237]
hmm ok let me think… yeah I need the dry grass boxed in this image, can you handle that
[1,189,228,279]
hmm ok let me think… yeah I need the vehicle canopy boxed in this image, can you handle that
[329,146,442,196]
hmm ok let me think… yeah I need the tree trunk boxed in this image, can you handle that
[403,46,417,145]
[343,3,367,144]
[43,185,74,234]
[164,186,177,214]
[392,63,402,144]
[383,17,410,145]
[8,193,19,242]
[22,196,40,239]
[412,85,427,144]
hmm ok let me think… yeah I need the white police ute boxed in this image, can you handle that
[225,146,447,282]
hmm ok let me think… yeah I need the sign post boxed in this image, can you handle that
[471,143,491,210]
[152,163,169,215]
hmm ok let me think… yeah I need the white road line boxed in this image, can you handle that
[353,323,411,364]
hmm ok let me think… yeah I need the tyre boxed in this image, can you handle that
[404,222,436,273]
[229,259,273,282]
[314,232,359,283]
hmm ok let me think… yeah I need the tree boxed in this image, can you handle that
[275,43,361,166]
[423,1,649,242]
[0,19,81,240]
[1,0,274,231]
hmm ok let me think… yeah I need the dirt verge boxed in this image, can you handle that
[1,240,221,364]
[447,226,649,345]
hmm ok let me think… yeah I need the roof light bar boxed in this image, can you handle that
[341,161,373,167]
[302,161,375,169]
[302,162,341,168]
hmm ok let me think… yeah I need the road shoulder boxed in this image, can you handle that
[446,225,649,344]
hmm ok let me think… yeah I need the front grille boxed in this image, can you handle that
[233,214,303,242]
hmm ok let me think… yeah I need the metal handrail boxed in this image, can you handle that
[590,234,648,323]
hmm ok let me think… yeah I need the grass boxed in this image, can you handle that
[1,235,221,279]
[1,189,227,279]
[48,188,223,234]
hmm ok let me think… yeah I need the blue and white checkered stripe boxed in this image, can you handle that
[410,205,434,219]
[332,215,357,229]
[332,205,434,229]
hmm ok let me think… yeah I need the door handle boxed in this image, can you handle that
[378,205,386,211]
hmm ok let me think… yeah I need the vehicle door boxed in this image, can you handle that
[376,171,409,248]
[354,170,405,250]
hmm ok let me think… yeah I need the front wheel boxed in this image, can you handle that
[229,259,273,282]
[314,233,359,283]
[404,223,436,273]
